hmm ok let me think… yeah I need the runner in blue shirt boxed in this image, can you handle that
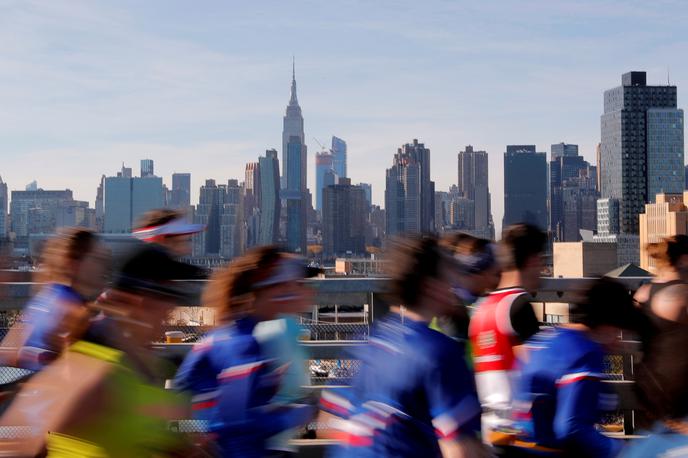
[174,246,316,458]
[10,228,108,370]
[510,278,638,457]
[320,236,486,457]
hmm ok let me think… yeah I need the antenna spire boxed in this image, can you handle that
[289,56,298,105]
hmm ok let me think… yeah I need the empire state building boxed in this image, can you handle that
[282,60,306,191]
[282,60,308,254]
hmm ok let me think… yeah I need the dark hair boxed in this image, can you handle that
[38,228,100,284]
[386,235,448,308]
[646,235,688,270]
[570,277,637,329]
[441,232,496,274]
[498,223,547,271]
[203,246,283,322]
[134,208,182,230]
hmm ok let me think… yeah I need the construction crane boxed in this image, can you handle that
[313,137,328,152]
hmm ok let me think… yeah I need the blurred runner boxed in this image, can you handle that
[508,278,636,457]
[618,417,688,458]
[432,233,499,343]
[0,244,194,457]
[5,228,108,370]
[320,236,486,458]
[253,262,321,457]
[633,236,688,428]
[468,223,545,444]
[174,246,316,458]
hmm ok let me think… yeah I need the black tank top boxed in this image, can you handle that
[635,280,688,424]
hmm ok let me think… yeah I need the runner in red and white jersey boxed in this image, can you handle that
[468,223,546,443]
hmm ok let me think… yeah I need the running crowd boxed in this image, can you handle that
[0,208,686,457]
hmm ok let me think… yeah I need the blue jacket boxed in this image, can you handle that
[321,312,481,458]
[513,327,621,457]
[18,284,86,371]
[174,317,311,458]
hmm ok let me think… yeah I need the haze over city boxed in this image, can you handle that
[2,0,688,232]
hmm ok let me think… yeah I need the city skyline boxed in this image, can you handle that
[3,2,688,234]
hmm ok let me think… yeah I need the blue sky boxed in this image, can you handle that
[2,0,688,232]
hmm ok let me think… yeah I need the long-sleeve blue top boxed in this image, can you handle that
[513,327,622,458]
[174,316,312,458]
[18,283,85,371]
[321,312,481,458]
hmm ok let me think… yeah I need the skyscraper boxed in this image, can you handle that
[282,60,306,190]
[503,145,547,231]
[244,162,261,248]
[322,178,367,258]
[258,149,281,245]
[220,179,243,259]
[0,177,8,238]
[103,164,164,233]
[358,183,372,208]
[141,159,154,178]
[549,143,598,241]
[315,151,335,212]
[193,179,225,256]
[550,143,579,160]
[332,136,347,179]
[11,189,75,239]
[385,139,435,236]
[600,71,684,234]
[280,60,308,254]
[285,135,307,254]
[171,173,191,210]
[457,145,492,236]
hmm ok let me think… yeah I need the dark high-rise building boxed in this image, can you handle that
[258,149,281,245]
[285,135,307,254]
[503,145,547,231]
[457,145,492,235]
[0,177,8,238]
[559,166,598,241]
[221,179,243,259]
[141,159,154,178]
[600,71,684,233]
[551,143,578,160]
[332,136,347,179]
[315,151,335,212]
[322,178,367,258]
[385,139,435,236]
[193,179,225,256]
[244,163,261,248]
[171,173,191,210]
[358,183,372,208]
[549,143,597,241]
[282,60,306,190]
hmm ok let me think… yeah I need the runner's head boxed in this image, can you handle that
[205,246,318,323]
[441,232,499,295]
[646,235,688,277]
[39,227,109,301]
[570,277,638,347]
[133,208,204,256]
[386,235,464,317]
[498,223,547,291]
